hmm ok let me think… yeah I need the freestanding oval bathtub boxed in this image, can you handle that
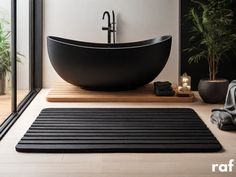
[47,35,172,91]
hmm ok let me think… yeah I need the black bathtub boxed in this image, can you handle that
[47,36,172,91]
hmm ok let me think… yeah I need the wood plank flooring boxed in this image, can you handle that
[0,89,235,177]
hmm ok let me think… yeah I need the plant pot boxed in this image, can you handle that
[0,72,6,95]
[198,79,229,104]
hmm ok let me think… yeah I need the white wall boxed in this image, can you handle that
[42,0,179,87]
[0,0,30,90]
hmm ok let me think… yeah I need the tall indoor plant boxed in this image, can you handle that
[0,18,11,95]
[186,0,236,103]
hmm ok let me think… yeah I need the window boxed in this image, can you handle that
[0,0,42,139]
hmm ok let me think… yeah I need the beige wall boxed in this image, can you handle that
[42,0,180,87]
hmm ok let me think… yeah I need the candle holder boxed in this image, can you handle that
[178,73,192,96]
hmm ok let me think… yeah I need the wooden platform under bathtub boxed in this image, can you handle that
[47,81,196,103]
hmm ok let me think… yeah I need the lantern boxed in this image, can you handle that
[178,73,191,92]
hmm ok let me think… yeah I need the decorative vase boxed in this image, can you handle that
[198,79,229,104]
[0,72,6,95]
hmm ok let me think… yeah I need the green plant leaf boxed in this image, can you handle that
[0,16,23,74]
[184,0,236,80]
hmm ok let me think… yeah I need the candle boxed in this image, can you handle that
[178,86,183,91]
[183,78,188,83]
[183,83,188,88]
[179,73,191,92]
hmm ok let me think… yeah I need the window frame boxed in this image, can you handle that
[0,0,43,139]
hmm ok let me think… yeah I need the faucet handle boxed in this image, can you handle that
[102,27,109,30]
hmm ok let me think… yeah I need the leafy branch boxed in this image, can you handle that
[185,0,236,80]
[0,17,23,76]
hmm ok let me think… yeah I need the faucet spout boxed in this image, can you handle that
[102,11,111,44]
[102,11,110,23]
[102,12,106,19]
[102,11,116,44]
[112,10,116,43]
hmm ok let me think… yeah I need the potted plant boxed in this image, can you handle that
[0,18,11,95]
[185,0,236,103]
[0,17,22,95]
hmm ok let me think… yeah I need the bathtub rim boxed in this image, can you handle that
[47,35,172,50]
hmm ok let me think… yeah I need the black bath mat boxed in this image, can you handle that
[16,108,222,153]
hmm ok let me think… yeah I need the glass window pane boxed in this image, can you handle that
[17,0,30,105]
[0,0,12,125]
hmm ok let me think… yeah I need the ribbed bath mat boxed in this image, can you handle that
[16,108,222,153]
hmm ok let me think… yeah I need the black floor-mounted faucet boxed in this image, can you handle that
[102,10,116,44]
[112,11,116,44]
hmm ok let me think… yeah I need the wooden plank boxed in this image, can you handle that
[47,81,196,102]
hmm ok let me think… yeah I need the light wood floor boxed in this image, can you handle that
[0,89,235,177]
[47,82,195,103]
[0,90,29,125]
[0,93,12,125]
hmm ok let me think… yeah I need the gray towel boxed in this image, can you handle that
[211,80,236,131]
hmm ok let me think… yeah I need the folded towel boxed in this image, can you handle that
[154,81,173,92]
[211,80,236,131]
[154,81,175,96]
[211,110,236,131]
[154,81,172,89]
[155,90,175,97]
[156,86,173,92]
